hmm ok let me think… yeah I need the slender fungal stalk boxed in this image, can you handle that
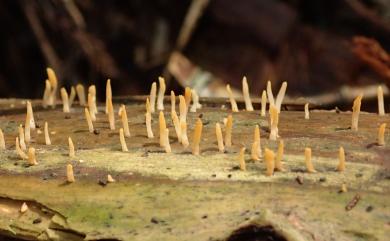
[264,148,275,176]
[44,122,51,145]
[242,76,254,111]
[149,82,157,113]
[261,90,267,117]
[224,115,233,147]
[378,123,386,146]
[119,128,128,152]
[157,77,166,111]
[192,118,203,155]
[216,123,224,153]
[378,86,385,116]
[226,84,238,112]
[305,147,316,173]
[76,84,86,106]
[239,147,246,171]
[351,94,363,131]
[337,146,345,172]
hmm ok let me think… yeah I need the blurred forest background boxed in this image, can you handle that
[0,0,389,108]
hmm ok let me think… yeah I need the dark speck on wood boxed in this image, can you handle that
[98,180,107,187]
[355,173,363,178]
[296,175,304,185]
[150,217,159,224]
[366,205,374,212]
[33,218,42,224]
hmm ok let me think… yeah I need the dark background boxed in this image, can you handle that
[0,0,389,101]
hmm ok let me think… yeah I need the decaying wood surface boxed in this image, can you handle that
[0,98,388,240]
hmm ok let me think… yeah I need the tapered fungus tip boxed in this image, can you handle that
[378,123,387,146]
[60,87,70,113]
[275,140,284,171]
[351,94,363,131]
[149,82,157,113]
[224,114,233,148]
[69,86,76,107]
[171,90,176,113]
[340,183,348,193]
[20,202,28,213]
[46,67,54,74]
[215,123,225,153]
[46,67,58,88]
[0,128,5,150]
[275,81,287,113]
[27,147,38,166]
[253,124,261,159]
[107,174,116,183]
[159,111,167,147]
[107,96,115,130]
[269,105,279,140]
[157,77,166,111]
[251,141,260,161]
[145,100,154,138]
[304,103,310,120]
[45,68,58,108]
[180,121,189,148]
[179,95,187,124]
[120,105,130,137]
[164,128,171,153]
[67,163,75,183]
[76,84,86,106]
[192,118,203,155]
[85,108,94,133]
[184,87,192,108]
[171,110,181,143]
[304,147,317,173]
[87,93,97,121]
[190,89,202,112]
[42,79,52,108]
[26,100,36,130]
[226,84,238,112]
[105,79,112,114]
[238,147,246,171]
[266,81,275,107]
[15,137,28,159]
[242,76,254,111]
[337,146,346,172]
[264,148,275,176]
[18,124,27,150]
[377,86,385,116]
[68,137,75,158]
[24,102,34,143]
[261,90,267,117]
[119,128,128,152]
[44,121,51,145]
[146,97,151,113]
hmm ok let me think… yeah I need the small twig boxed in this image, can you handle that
[22,1,62,79]
[163,0,210,85]
[62,0,86,29]
[345,193,361,211]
